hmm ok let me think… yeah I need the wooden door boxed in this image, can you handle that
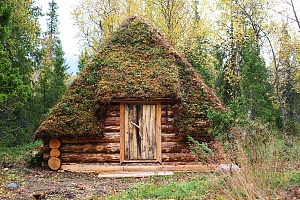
[120,103,161,162]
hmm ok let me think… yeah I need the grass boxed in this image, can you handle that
[106,173,216,199]
[212,122,300,200]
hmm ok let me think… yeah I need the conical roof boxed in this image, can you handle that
[35,16,223,139]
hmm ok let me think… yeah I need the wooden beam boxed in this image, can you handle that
[44,153,120,163]
[97,171,174,178]
[60,164,218,172]
[111,98,176,103]
[60,143,120,153]
[162,153,197,162]
[120,103,125,163]
[104,126,120,132]
[60,133,120,144]
[156,102,162,163]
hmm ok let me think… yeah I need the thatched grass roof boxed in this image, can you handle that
[35,16,223,139]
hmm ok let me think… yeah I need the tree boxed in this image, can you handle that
[78,49,90,72]
[72,0,142,54]
[143,0,192,46]
[214,0,277,122]
[175,0,217,87]
[34,0,68,116]
[240,35,274,121]
[272,23,300,133]
[0,0,41,146]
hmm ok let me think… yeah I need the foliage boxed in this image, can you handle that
[0,0,40,147]
[237,35,276,123]
[32,0,68,117]
[0,140,43,168]
[77,49,90,72]
[72,0,142,53]
[188,135,213,163]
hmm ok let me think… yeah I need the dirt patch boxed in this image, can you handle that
[0,166,197,199]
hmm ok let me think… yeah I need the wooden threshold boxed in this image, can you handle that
[60,164,218,173]
[97,171,174,178]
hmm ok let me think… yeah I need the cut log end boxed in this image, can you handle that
[49,138,61,149]
[48,157,61,170]
[50,149,60,157]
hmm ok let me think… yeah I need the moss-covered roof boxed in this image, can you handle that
[35,16,223,139]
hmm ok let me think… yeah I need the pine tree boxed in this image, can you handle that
[0,1,37,146]
[77,49,89,72]
[34,0,68,116]
[240,36,274,122]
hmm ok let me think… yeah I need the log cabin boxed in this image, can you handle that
[35,16,224,172]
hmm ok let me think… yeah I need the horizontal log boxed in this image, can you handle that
[161,124,176,132]
[104,117,120,126]
[45,152,196,163]
[60,143,120,153]
[104,126,120,132]
[192,136,214,142]
[44,153,120,163]
[58,142,188,154]
[161,110,174,117]
[162,142,189,153]
[106,110,120,117]
[60,133,120,144]
[162,133,187,142]
[161,117,174,125]
[162,153,197,162]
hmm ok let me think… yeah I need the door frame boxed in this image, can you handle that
[120,102,161,163]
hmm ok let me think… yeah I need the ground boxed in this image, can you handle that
[0,166,202,200]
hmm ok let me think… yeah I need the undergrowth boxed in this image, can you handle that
[0,140,43,168]
[214,128,300,199]
[207,106,300,200]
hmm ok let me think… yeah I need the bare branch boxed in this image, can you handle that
[290,0,300,30]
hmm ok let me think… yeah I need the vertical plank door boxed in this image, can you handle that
[124,104,157,160]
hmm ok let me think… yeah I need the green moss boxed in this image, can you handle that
[35,16,223,139]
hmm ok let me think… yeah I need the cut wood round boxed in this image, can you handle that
[48,157,61,170]
[50,149,60,157]
[49,138,61,149]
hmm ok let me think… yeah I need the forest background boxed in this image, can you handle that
[0,0,299,148]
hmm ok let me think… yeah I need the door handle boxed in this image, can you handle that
[130,121,140,129]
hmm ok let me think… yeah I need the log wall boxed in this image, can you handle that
[43,102,202,164]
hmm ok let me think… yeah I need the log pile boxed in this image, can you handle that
[48,139,61,170]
